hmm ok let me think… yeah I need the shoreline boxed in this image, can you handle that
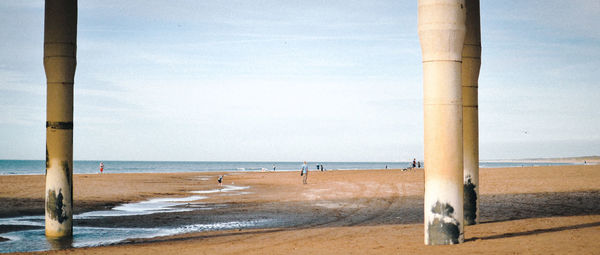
[0,163,585,177]
[1,159,589,176]
[1,165,599,253]
[486,156,600,164]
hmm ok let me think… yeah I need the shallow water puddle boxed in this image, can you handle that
[191,185,249,194]
[0,185,262,253]
[78,185,248,218]
[76,195,208,218]
[0,220,270,253]
[0,215,43,227]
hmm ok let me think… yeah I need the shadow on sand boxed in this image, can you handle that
[466,221,600,242]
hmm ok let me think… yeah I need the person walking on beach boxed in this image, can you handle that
[412,158,416,168]
[301,161,308,184]
[273,164,276,171]
[99,162,104,174]
[218,175,223,187]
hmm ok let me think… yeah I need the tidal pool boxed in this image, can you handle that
[0,185,268,253]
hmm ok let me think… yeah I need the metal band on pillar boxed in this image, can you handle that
[418,0,466,245]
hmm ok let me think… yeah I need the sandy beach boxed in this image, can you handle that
[1,165,599,254]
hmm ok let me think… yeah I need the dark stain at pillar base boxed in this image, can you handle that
[428,201,460,245]
[47,189,68,223]
[464,176,477,225]
[62,160,73,204]
[62,161,71,186]
[45,145,49,175]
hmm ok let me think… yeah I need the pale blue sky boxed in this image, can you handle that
[1,0,599,161]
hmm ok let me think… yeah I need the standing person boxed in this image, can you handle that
[218,175,223,187]
[301,161,308,184]
[99,162,104,174]
[412,158,416,168]
[417,161,421,168]
[273,164,276,171]
[385,165,388,170]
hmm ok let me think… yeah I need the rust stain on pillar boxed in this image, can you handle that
[462,0,481,226]
[418,0,466,245]
[44,0,77,238]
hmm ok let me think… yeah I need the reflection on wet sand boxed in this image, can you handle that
[0,184,258,253]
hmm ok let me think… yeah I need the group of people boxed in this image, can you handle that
[95,160,424,187]
[218,161,312,186]
[316,163,325,171]
[219,161,313,186]
[386,159,422,171]
[412,158,421,168]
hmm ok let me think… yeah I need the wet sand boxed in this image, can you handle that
[1,165,599,254]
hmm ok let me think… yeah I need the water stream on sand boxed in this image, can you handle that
[0,184,273,253]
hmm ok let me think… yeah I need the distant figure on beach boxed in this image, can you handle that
[218,175,223,187]
[301,161,308,184]
[316,164,320,171]
[273,164,276,171]
[412,158,416,168]
[417,161,421,168]
[321,164,325,171]
[385,165,388,169]
[99,162,104,174]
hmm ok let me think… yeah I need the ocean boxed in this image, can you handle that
[0,160,574,175]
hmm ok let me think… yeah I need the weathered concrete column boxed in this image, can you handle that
[462,0,481,226]
[44,0,77,238]
[418,0,466,245]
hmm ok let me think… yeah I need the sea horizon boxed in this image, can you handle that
[0,159,576,175]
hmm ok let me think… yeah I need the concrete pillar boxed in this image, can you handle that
[462,0,481,226]
[44,0,77,238]
[418,0,466,245]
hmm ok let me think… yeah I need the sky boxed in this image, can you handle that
[1,0,599,162]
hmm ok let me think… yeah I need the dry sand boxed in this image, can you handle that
[1,165,599,254]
